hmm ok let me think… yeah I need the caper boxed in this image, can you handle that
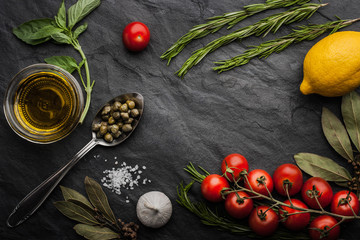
[127,100,136,109]
[108,116,116,125]
[99,125,108,135]
[112,111,121,120]
[122,124,133,133]
[102,105,111,115]
[125,118,134,124]
[130,108,139,118]
[112,131,122,139]
[100,121,108,126]
[102,114,110,121]
[92,123,101,132]
[110,124,119,134]
[104,133,113,142]
[113,101,121,111]
[120,103,128,112]
[96,131,103,138]
[121,112,129,120]
[117,122,124,128]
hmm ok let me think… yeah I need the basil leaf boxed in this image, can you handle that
[45,56,79,73]
[55,0,67,29]
[68,0,101,29]
[73,23,88,39]
[322,107,354,161]
[342,91,360,152]
[60,185,93,209]
[13,18,62,45]
[51,32,72,44]
[84,177,117,224]
[74,224,120,240]
[294,152,352,183]
[54,201,99,225]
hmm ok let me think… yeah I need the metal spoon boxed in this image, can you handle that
[6,92,144,227]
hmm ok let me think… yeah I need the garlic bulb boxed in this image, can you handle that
[136,191,172,228]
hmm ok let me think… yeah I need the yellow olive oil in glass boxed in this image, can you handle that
[14,72,76,140]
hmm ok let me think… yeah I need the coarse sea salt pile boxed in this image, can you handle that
[96,156,151,201]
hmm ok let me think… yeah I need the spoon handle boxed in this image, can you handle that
[6,138,98,227]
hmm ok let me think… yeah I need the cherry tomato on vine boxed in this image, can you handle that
[248,205,279,237]
[122,21,150,51]
[244,169,274,197]
[279,199,310,231]
[221,153,249,182]
[301,177,333,209]
[273,163,303,196]
[309,215,340,240]
[201,174,230,202]
[224,191,253,219]
[330,190,359,220]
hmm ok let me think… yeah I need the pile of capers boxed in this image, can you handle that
[92,99,140,143]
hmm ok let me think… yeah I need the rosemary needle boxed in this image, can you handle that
[213,18,360,73]
[176,3,326,78]
[160,0,311,64]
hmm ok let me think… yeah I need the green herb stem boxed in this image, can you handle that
[176,3,325,78]
[160,0,311,64]
[214,18,360,73]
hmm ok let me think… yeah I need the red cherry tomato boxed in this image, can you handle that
[331,190,359,220]
[221,153,249,182]
[301,177,333,209]
[273,163,303,196]
[201,174,230,202]
[122,22,150,51]
[244,169,274,197]
[248,205,279,237]
[224,191,253,219]
[309,215,340,240]
[279,199,311,231]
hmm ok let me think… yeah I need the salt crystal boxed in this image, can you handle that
[142,166,146,169]
[115,161,118,165]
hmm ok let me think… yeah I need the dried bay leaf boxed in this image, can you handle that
[54,201,99,225]
[74,224,119,240]
[60,185,93,209]
[84,176,117,224]
[294,153,352,183]
[342,91,360,152]
[321,107,354,161]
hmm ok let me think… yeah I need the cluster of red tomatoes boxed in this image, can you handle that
[200,153,360,239]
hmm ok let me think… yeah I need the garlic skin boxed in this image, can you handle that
[136,191,172,228]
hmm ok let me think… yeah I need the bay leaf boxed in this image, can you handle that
[67,0,101,29]
[294,152,352,182]
[68,199,96,215]
[84,176,117,224]
[45,56,79,74]
[60,185,93,209]
[342,91,360,152]
[74,224,119,240]
[321,107,354,161]
[54,201,99,225]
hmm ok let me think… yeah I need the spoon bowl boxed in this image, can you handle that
[6,93,144,227]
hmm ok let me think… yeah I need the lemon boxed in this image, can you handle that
[300,31,360,97]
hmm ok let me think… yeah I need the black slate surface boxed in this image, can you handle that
[1,0,360,239]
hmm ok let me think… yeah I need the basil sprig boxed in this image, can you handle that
[13,0,101,124]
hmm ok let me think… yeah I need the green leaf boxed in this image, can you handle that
[73,23,88,39]
[51,32,72,44]
[55,0,67,29]
[45,56,79,73]
[74,224,120,240]
[84,177,117,224]
[13,18,62,45]
[321,107,354,161]
[60,185,93,209]
[342,91,360,152]
[68,0,101,29]
[54,201,99,225]
[294,153,352,183]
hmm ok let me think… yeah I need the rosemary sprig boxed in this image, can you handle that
[214,18,360,73]
[176,3,326,78]
[160,0,311,64]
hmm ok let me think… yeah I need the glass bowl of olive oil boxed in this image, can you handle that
[3,64,84,144]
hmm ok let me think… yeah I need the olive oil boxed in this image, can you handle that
[14,72,76,137]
